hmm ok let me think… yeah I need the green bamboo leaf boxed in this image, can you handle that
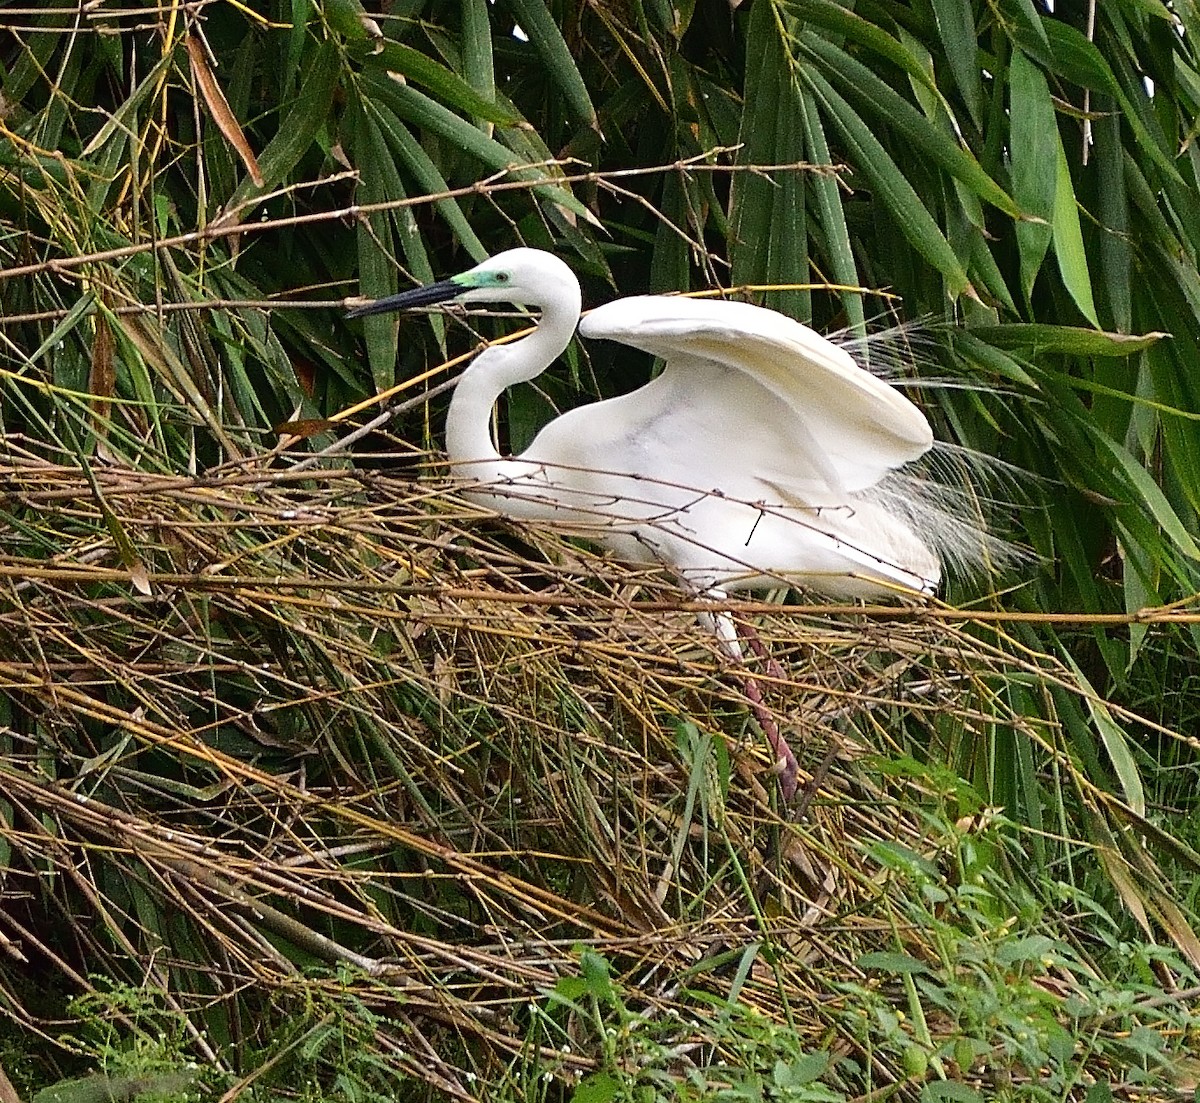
[359,71,594,224]
[970,325,1165,356]
[650,173,693,293]
[504,0,598,130]
[1002,0,1048,45]
[799,33,1020,218]
[799,66,974,300]
[0,143,72,188]
[784,0,942,100]
[1009,18,1119,94]
[67,425,152,593]
[81,53,170,157]
[495,91,578,182]
[1121,150,1181,253]
[951,181,1018,314]
[798,89,864,333]
[731,0,810,320]
[1091,816,1155,939]
[350,101,401,391]
[258,42,335,178]
[1122,533,1154,666]
[85,121,132,214]
[929,0,983,128]
[1145,338,1200,517]
[356,41,517,126]
[1109,798,1200,874]
[367,100,488,261]
[1094,433,1200,561]
[27,292,97,366]
[1052,134,1100,327]
[1011,18,1181,183]
[461,0,497,130]
[1058,649,1145,817]
[1009,49,1056,310]
[1093,106,1132,331]
[950,332,1040,388]
[286,0,312,91]
[3,11,69,102]
[221,38,339,216]
[322,0,376,39]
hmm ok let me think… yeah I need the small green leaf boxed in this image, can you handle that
[573,1072,621,1103]
[856,951,931,974]
[970,325,1165,356]
[920,1082,985,1102]
[993,933,1056,966]
[33,1072,201,1103]
[773,1052,828,1087]
[1052,134,1099,327]
[553,975,587,1000]
[1009,49,1056,308]
[929,0,982,127]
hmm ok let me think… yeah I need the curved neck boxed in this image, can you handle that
[445,286,581,465]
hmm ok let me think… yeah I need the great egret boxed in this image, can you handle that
[348,248,1000,799]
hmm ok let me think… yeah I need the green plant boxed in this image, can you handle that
[3,3,1200,1101]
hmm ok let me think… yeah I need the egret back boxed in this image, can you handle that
[579,296,933,498]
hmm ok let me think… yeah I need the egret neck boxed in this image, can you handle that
[445,279,581,475]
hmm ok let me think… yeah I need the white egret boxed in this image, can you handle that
[348,248,1000,799]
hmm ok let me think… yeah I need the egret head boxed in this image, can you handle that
[347,248,578,318]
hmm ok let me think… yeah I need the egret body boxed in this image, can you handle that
[349,248,997,801]
[349,248,956,602]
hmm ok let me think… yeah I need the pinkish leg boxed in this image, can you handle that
[734,618,799,802]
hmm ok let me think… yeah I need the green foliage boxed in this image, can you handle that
[850,823,1200,1102]
[2,1,1200,1102]
[512,806,1200,1102]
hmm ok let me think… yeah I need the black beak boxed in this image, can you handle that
[345,278,463,318]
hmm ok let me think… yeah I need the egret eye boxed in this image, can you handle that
[495,272,510,283]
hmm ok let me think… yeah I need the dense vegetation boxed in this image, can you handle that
[1,1,1199,1101]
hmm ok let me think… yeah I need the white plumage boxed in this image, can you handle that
[349,247,976,601]
[349,247,1014,800]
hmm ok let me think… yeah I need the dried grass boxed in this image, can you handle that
[0,437,1145,1096]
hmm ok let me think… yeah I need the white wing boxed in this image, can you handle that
[576,296,933,498]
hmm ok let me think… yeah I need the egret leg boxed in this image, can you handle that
[706,606,800,803]
[732,617,800,803]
